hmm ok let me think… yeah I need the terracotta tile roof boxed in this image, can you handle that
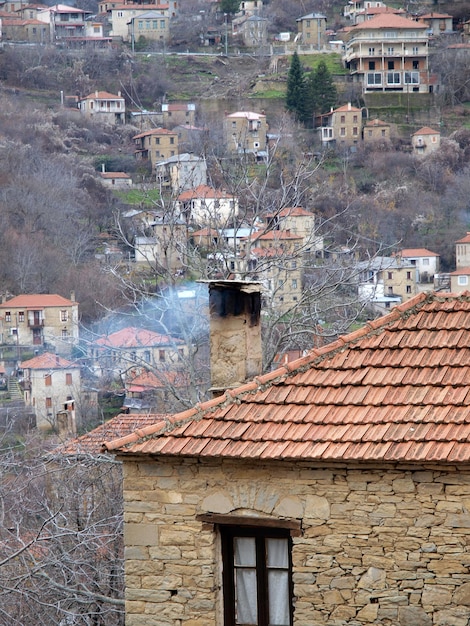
[177,184,235,201]
[450,267,470,276]
[249,230,303,242]
[59,413,166,455]
[225,111,266,120]
[96,327,182,349]
[81,91,123,100]
[413,127,440,136]
[264,207,313,218]
[126,369,189,391]
[100,172,130,179]
[456,233,470,244]
[0,294,76,309]
[102,292,470,464]
[21,352,78,370]
[364,118,389,127]
[397,248,439,258]
[132,128,177,140]
[420,12,452,19]
[351,13,428,30]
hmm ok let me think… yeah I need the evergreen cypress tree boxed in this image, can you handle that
[310,60,337,115]
[286,52,306,119]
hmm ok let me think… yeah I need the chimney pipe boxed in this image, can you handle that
[203,280,262,397]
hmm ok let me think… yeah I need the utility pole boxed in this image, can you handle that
[224,13,228,56]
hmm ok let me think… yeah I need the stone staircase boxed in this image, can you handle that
[8,376,24,401]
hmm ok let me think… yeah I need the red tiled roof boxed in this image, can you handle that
[81,91,124,100]
[102,292,470,464]
[450,267,470,276]
[96,326,182,348]
[413,127,440,136]
[249,230,303,242]
[397,248,439,258]
[21,352,77,370]
[0,294,76,309]
[100,172,130,179]
[133,128,177,140]
[178,184,235,201]
[456,233,470,244]
[126,369,188,391]
[351,14,428,30]
[264,207,313,218]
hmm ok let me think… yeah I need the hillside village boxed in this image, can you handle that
[2,0,470,623]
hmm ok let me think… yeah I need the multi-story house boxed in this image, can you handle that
[316,102,363,148]
[0,293,79,356]
[411,126,440,156]
[20,351,80,432]
[450,233,470,293]
[89,327,188,379]
[177,184,239,226]
[456,232,470,269]
[36,4,90,41]
[342,13,430,94]
[353,5,405,25]
[358,256,417,312]
[133,217,187,274]
[343,0,385,21]
[419,12,453,37]
[109,3,168,42]
[162,103,196,129]
[232,14,268,48]
[224,110,268,160]
[2,16,49,42]
[395,247,440,284]
[264,206,323,257]
[155,153,207,192]
[78,90,125,124]
[296,12,327,49]
[128,10,169,46]
[133,128,178,169]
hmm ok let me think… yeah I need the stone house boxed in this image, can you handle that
[419,12,453,37]
[363,118,391,144]
[88,326,188,380]
[411,127,441,157]
[133,128,178,170]
[177,184,239,227]
[394,247,440,284]
[456,232,470,269]
[21,351,80,432]
[155,153,207,193]
[161,103,196,129]
[342,13,430,94]
[263,206,323,257]
[0,293,79,356]
[224,111,268,160]
[316,103,363,149]
[99,170,132,188]
[133,218,187,273]
[232,14,268,48]
[357,256,417,312]
[88,287,470,626]
[296,12,327,49]
[449,268,470,293]
[2,16,49,42]
[78,90,125,124]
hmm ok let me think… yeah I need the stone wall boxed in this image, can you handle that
[121,456,470,626]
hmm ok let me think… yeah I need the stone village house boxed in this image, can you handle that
[67,284,470,626]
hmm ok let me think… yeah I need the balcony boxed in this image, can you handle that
[27,317,44,328]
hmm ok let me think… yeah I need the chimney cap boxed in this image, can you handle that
[198,279,262,294]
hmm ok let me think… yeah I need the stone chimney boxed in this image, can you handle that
[204,280,262,396]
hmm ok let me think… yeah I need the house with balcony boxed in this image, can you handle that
[20,352,80,432]
[36,4,90,41]
[315,102,364,149]
[224,110,268,160]
[343,0,385,21]
[0,293,79,356]
[296,12,327,49]
[78,90,125,124]
[353,5,406,25]
[394,247,440,284]
[133,128,178,169]
[411,126,440,156]
[342,13,431,94]
[357,256,417,312]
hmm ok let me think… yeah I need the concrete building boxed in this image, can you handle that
[0,293,79,356]
[296,12,327,49]
[343,13,430,94]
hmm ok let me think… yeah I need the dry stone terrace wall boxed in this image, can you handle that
[121,457,470,626]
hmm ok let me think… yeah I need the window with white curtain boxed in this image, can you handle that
[221,526,292,626]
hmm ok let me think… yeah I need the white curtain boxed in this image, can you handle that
[234,537,258,625]
[267,538,289,626]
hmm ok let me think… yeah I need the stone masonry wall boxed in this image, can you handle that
[122,457,470,626]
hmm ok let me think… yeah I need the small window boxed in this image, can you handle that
[45,397,52,409]
[62,330,68,339]
[159,349,165,362]
[60,310,68,322]
[353,127,358,136]
[5,312,11,322]
[45,374,52,386]
[66,373,72,385]
[340,115,345,123]
[18,312,24,323]
[388,272,393,280]
[221,526,293,626]
[458,275,468,286]
[407,272,412,280]
[340,127,346,136]
[406,285,412,293]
